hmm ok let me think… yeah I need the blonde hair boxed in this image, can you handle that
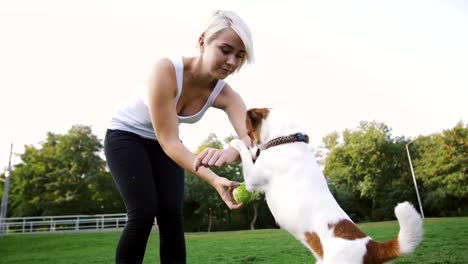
[200,10,255,70]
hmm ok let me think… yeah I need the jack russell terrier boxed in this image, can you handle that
[230,108,423,264]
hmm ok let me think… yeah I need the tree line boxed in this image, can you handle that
[0,121,466,232]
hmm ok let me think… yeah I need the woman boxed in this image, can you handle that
[104,10,254,263]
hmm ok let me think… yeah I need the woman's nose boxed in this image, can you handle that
[226,54,239,66]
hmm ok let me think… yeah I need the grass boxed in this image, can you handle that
[1,217,467,263]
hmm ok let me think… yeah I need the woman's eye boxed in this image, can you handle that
[219,46,233,54]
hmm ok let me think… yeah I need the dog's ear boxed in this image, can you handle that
[246,108,270,145]
[247,109,260,128]
[247,108,269,127]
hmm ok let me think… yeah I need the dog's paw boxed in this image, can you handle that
[230,139,245,152]
[245,183,255,192]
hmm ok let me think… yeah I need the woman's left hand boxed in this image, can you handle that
[193,147,239,171]
[212,176,243,210]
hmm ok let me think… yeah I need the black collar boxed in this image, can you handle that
[264,133,309,150]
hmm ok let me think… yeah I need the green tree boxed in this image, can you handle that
[9,125,123,217]
[412,121,468,216]
[314,131,339,166]
[323,121,416,221]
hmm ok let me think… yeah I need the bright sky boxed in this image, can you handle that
[1,0,467,171]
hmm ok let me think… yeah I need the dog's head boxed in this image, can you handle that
[246,108,270,146]
[245,108,305,149]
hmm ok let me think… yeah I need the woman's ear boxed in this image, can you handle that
[198,36,205,52]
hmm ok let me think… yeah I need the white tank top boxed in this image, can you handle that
[109,57,226,140]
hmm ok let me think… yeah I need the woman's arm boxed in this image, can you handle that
[148,58,241,209]
[217,84,251,145]
[193,84,251,171]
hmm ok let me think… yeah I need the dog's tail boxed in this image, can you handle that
[365,202,423,263]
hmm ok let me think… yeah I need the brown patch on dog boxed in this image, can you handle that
[328,220,401,263]
[304,231,324,258]
[330,219,367,240]
[363,238,400,264]
[246,108,270,145]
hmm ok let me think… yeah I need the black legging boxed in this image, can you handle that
[104,129,186,264]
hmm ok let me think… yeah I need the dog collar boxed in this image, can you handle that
[264,133,309,150]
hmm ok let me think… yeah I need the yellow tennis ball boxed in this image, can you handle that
[233,182,254,204]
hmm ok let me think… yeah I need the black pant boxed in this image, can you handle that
[104,129,186,264]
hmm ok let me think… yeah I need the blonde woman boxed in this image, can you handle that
[104,10,254,263]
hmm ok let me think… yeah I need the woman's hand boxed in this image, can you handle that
[212,176,243,210]
[193,147,239,171]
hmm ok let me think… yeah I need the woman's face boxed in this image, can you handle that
[201,28,246,79]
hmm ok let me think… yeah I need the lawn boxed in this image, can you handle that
[1,217,467,263]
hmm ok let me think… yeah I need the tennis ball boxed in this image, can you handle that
[233,182,254,204]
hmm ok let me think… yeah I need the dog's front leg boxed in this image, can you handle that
[230,139,259,191]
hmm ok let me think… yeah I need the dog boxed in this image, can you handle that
[230,108,423,264]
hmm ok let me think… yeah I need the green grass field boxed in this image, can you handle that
[1,217,467,263]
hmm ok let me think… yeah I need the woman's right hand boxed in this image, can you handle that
[212,176,243,210]
[193,147,239,171]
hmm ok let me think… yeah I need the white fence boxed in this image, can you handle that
[0,213,128,234]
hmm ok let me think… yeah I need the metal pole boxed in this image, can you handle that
[405,141,425,219]
[0,143,13,234]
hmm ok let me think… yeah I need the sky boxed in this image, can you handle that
[0,0,467,172]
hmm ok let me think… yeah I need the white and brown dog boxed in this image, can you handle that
[230,108,423,264]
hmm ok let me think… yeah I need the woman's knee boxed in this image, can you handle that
[156,205,183,226]
[127,206,158,227]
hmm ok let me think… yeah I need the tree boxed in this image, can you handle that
[8,125,123,217]
[412,121,468,216]
[314,131,339,166]
[323,121,416,221]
